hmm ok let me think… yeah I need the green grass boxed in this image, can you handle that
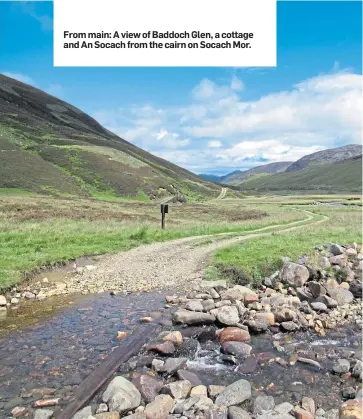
[0,196,310,289]
[209,205,361,283]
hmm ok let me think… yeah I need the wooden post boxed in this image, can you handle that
[160,204,168,230]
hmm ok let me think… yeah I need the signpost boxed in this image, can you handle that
[161,204,168,229]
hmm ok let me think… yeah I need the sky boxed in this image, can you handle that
[1,1,362,175]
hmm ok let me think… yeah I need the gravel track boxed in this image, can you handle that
[64,211,327,295]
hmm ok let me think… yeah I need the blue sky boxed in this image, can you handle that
[1,1,362,174]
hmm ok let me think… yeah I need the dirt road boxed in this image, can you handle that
[64,211,327,295]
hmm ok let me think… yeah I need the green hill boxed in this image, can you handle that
[0,74,220,201]
[239,156,362,194]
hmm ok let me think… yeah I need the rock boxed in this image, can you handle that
[194,395,214,411]
[126,414,146,419]
[190,385,208,397]
[349,283,362,299]
[253,396,275,415]
[310,302,328,312]
[327,289,354,305]
[281,263,310,287]
[275,402,294,415]
[346,248,357,256]
[140,317,153,323]
[11,297,19,305]
[96,404,108,413]
[330,244,345,255]
[200,280,227,291]
[221,341,252,358]
[308,282,326,298]
[102,376,141,414]
[294,406,314,419]
[208,385,226,398]
[34,409,54,419]
[218,327,250,344]
[163,331,183,345]
[319,256,331,269]
[228,406,252,419]
[332,359,350,374]
[23,291,36,299]
[329,255,347,267]
[173,396,200,414]
[148,341,176,355]
[352,360,362,378]
[341,387,356,400]
[94,413,120,419]
[215,300,232,308]
[297,357,321,369]
[296,288,314,302]
[185,300,204,312]
[11,406,27,417]
[0,295,7,306]
[216,306,240,326]
[315,295,338,308]
[274,308,297,323]
[339,399,362,419]
[237,357,258,374]
[163,380,191,399]
[215,379,251,406]
[280,321,299,332]
[173,311,216,326]
[132,374,164,404]
[355,389,362,400]
[301,397,315,415]
[73,406,93,419]
[152,359,164,371]
[203,300,216,311]
[162,357,187,374]
[221,286,258,303]
[255,312,275,325]
[177,370,203,385]
[204,407,228,419]
[325,409,339,419]
[245,319,269,333]
[144,394,174,419]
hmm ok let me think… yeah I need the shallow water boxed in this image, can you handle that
[0,290,168,417]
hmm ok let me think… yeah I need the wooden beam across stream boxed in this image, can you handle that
[56,323,160,419]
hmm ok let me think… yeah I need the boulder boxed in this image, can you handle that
[310,302,328,312]
[329,244,344,255]
[132,374,163,404]
[102,376,141,414]
[253,395,275,416]
[281,263,310,287]
[349,283,362,299]
[332,359,350,374]
[0,295,6,306]
[94,413,120,419]
[315,295,338,308]
[34,410,54,419]
[221,286,258,303]
[352,360,362,378]
[162,380,191,400]
[162,357,187,374]
[339,399,362,419]
[73,406,93,419]
[177,369,203,385]
[218,327,250,344]
[215,379,251,406]
[163,331,183,345]
[245,319,269,333]
[172,311,215,326]
[144,394,174,419]
[200,280,227,291]
[185,300,204,312]
[274,308,297,323]
[280,321,299,332]
[327,288,354,306]
[228,406,252,419]
[148,341,175,355]
[208,385,226,398]
[308,282,326,298]
[190,385,208,397]
[329,255,347,267]
[221,341,252,358]
[216,306,240,326]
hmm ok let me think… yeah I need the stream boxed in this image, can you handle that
[0,287,361,417]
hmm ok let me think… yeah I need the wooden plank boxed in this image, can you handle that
[57,323,159,419]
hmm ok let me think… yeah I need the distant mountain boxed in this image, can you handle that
[200,162,293,185]
[239,155,362,194]
[286,144,362,172]
[223,162,294,185]
[0,74,220,201]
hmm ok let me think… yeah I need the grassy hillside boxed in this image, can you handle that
[239,155,362,194]
[0,74,220,201]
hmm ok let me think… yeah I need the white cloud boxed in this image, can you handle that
[231,75,244,91]
[93,71,362,173]
[208,140,223,148]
